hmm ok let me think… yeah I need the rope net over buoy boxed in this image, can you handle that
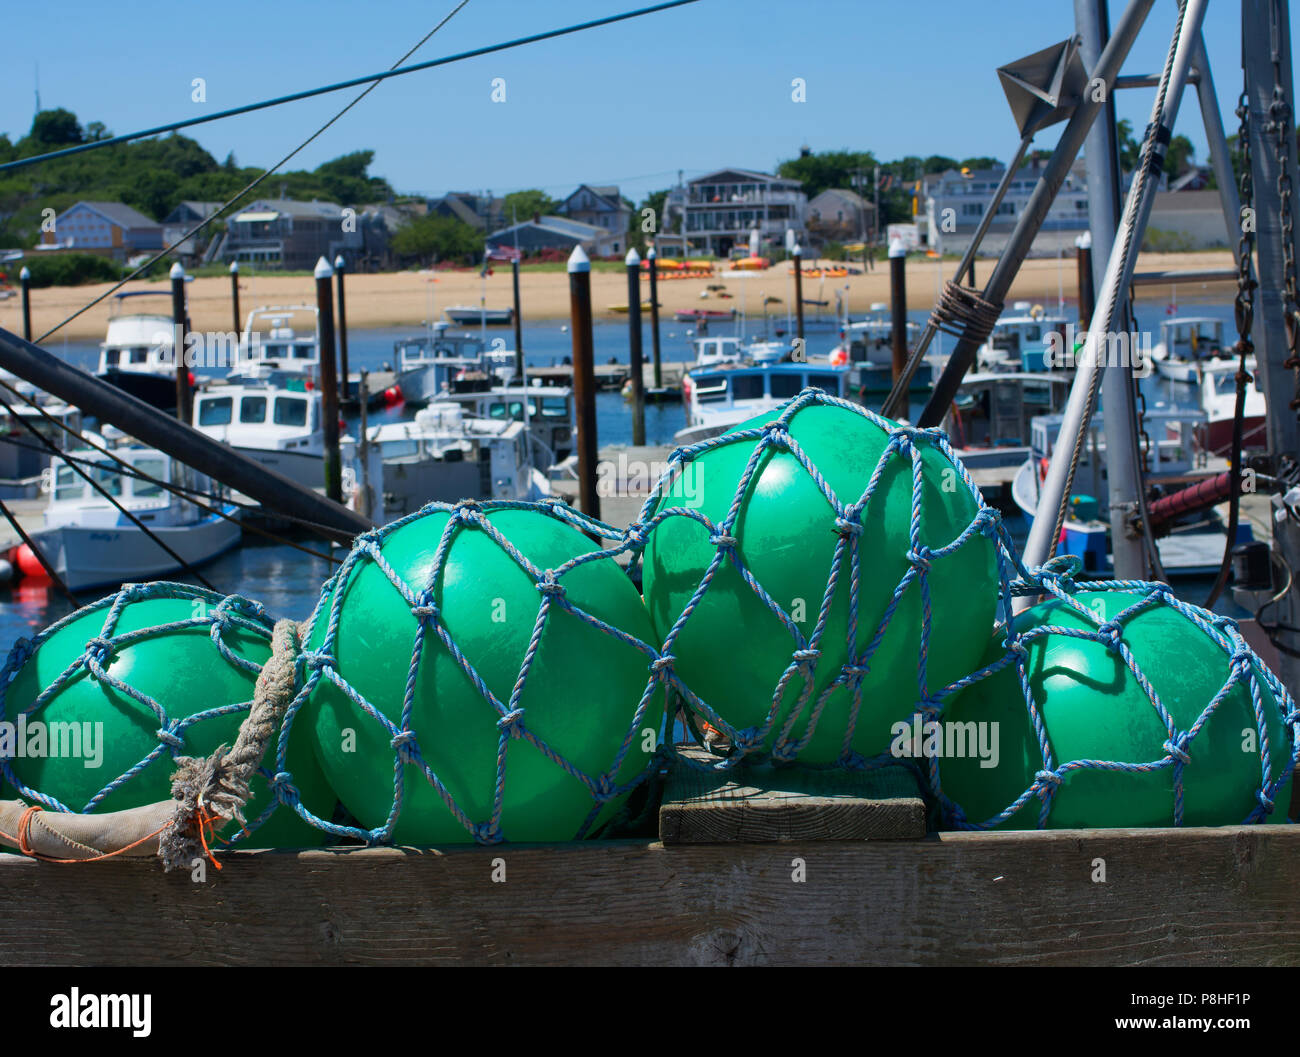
[0,388,1294,864]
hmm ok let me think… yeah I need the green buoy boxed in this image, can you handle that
[937,589,1295,828]
[1,589,332,848]
[642,399,997,763]
[304,505,664,844]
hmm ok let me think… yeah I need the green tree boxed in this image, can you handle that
[1165,134,1195,178]
[502,189,557,221]
[959,156,1003,172]
[776,150,879,200]
[1117,119,1141,172]
[390,214,481,264]
[28,108,83,148]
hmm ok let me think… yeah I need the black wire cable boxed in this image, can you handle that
[1,1,696,174]
[33,0,477,343]
[0,378,356,545]
[0,391,217,589]
[0,397,345,561]
[0,495,80,606]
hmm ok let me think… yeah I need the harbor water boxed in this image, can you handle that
[0,298,1236,649]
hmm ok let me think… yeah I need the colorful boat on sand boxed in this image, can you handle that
[674,308,737,322]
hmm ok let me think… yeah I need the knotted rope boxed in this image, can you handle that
[159,619,301,871]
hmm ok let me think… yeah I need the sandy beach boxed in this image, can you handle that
[1,250,1238,344]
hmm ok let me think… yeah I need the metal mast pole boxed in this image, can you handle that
[918,0,1157,428]
[1023,0,1210,571]
[1078,0,1146,578]
[1244,0,1300,692]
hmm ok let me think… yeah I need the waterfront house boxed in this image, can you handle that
[557,185,631,237]
[485,215,624,258]
[39,201,163,262]
[807,188,875,245]
[221,198,363,270]
[675,168,809,257]
[923,159,1090,257]
[427,192,506,233]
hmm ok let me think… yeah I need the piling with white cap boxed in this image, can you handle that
[170,262,190,421]
[568,245,599,519]
[229,259,241,335]
[333,254,349,403]
[647,244,662,389]
[315,256,342,502]
[18,266,31,342]
[625,247,646,446]
[889,238,908,382]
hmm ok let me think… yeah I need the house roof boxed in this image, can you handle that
[689,168,800,188]
[810,188,870,209]
[233,198,346,220]
[487,215,608,243]
[562,184,625,211]
[67,201,160,230]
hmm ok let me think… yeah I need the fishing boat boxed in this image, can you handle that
[676,360,850,444]
[1010,407,1249,576]
[1151,316,1226,382]
[1198,355,1267,455]
[227,305,320,386]
[365,402,551,520]
[440,383,574,465]
[192,379,334,491]
[28,441,241,592]
[442,305,514,326]
[976,303,1068,372]
[838,309,927,394]
[942,372,1074,502]
[0,400,82,500]
[95,292,186,411]
[394,329,487,405]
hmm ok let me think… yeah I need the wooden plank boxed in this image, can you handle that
[659,748,926,843]
[0,827,1297,966]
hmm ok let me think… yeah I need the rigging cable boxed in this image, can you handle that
[32,0,478,343]
[0,383,345,562]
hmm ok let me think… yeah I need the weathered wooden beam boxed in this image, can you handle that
[0,827,1297,966]
[660,748,926,842]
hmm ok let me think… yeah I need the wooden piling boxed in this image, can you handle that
[648,245,663,389]
[18,267,30,343]
[626,248,646,446]
[793,244,805,342]
[229,260,241,336]
[889,239,908,381]
[512,257,525,382]
[334,255,350,405]
[1076,238,1095,329]
[315,257,342,503]
[568,246,599,520]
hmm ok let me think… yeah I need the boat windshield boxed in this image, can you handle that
[240,396,268,423]
[54,461,122,501]
[274,396,309,426]
[132,456,167,498]
[198,397,233,426]
[732,375,764,400]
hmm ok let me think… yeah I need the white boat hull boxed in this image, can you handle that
[34,507,242,592]
[233,447,326,492]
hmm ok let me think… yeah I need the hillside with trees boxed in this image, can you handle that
[0,108,397,248]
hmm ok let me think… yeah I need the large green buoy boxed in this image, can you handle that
[303,503,664,844]
[0,586,332,848]
[936,588,1297,828]
[642,396,998,764]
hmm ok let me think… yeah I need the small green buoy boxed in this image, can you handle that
[642,396,998,764]
[936,588,1297,828]
[303,503,664,844]
[0,585,332,848]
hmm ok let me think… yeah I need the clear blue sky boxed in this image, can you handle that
[3,0,1293,204]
